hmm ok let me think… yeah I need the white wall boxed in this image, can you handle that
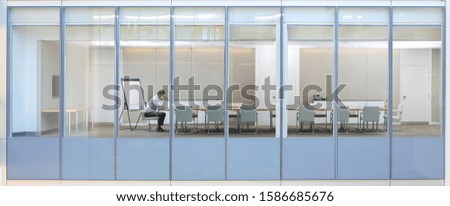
[399,49,432,123]
[339,48,389,101]
[255,47,277,126]
[39,41,60,132]
[11,26,59,134]
[66,42,89,110]
[90,47,115,123]
[286,48,300,106]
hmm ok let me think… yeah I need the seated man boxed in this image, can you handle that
[145,90,166,132]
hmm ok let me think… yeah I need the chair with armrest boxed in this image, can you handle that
[238,104,258,134]
[383,104,403,130]
[360,106,381,133]
[175,105,198,134]
[297,106,315,133]
[330,106,350,134]
[206,105,225,134]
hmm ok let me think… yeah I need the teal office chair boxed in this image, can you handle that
[238,104,258,134]
[360,106,381,133]
[330,107,350,134]
[297,106,315,133]
[206,105,224,134]
[175,105,198,134]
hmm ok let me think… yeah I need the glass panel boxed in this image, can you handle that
[337,8,389,179]
[11,7,60,24]
[66,9,115,138]
[339,8,389,24]
[283,8,335,180]
[174,7,225,138]
[393,27,441,41]
[121,25,169,41]
[117,7,170,181]
[227,7,280,180]
[175,25,224,41]
[288,25,333,40]
[393,27,442,137]
[8,8,60,179]
[120,7,170,24]
[229,7,280,24]
[340,25,388,40]
[10,8,60,138]
[63,8,115,180]
[119,7,170,138]
[172,7,226,180]
[393,7,444,180]
[284,7,334,24]
[286,25,333,138]
[65,8,115,24]
[393,8,443,25]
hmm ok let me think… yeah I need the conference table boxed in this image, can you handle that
[187,105,387,131]
[41,107,94,133]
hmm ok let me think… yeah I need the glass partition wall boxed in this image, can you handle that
[117,7,171,180]
[283,7,335,180]
[63,8,116,179]
[6,6,445,181]
[8,8,61,179]
[392,8,444,179]
[172,7,226,180]
[227,7,281,180]
[337,8,390,179]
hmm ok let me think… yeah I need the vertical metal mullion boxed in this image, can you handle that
[441,6,446,182]
[224,6,229,180]
[279,6,285,181]
[5,7,12,183]
[169,6,175,182]
[5,8,10,139]
[388,6,394,183]
[333,7,339,180]
[113,7,120,180]
[59,7,66,180]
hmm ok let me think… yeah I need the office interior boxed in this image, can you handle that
[1,2,447,184]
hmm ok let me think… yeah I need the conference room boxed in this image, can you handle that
[7,6,444,180]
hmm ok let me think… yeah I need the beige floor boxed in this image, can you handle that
[15,123,441,138]
[57,124,441,138]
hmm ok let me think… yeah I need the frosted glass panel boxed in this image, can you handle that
[66,8,115,24]
[173,7,224,24]
[284,7,334,24]
[230,25,276,41]
[340,26,388,41]
[339,8,389,24]
[120,25,170,41]
[229,7,280,24]
[394,8,443,25]
[175,25,224,41]
[288,26,333,40]
[10,8,59,24]
[66,26,114,41]
[394,27,441,41]
[120,7,170,24]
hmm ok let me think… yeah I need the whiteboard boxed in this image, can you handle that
[121,78,144,111]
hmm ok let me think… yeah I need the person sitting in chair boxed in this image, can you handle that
[146,90,166,132]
